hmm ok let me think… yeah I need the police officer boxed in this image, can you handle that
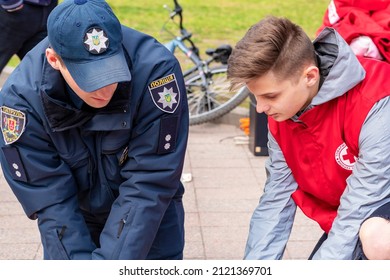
[0,0,189,260]
[0,0,58,74]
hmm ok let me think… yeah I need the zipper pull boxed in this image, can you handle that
[117,219,126,238]
[58,225,67,241]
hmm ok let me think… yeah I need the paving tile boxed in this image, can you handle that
[0,228,40,244]
[189,158,253,169]
[190,168,260,189]
[185,226,203,243]
[0,243,41,260]
[35,244,43,260]
[187,142,247,158]
[0,201,26,217]
[196,186,261,201]
[197,198,260,213]
[184,212,200,227]
[199,212,253,227]
[285,241,317,260]
[202,227,247,260]
[289,225,323,242]
[183,241,205,260]
[0,215,37,229]
[0,188,18,202]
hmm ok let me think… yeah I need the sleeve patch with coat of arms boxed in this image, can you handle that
[1,106,26,145]
[148,74,181,113]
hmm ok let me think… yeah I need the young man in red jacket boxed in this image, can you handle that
[227,15,390,259]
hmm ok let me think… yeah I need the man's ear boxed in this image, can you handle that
[45,48,61,70]
[304,65,320,87]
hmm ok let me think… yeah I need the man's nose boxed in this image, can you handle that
[94,84,117,97]
[256,102,270,114]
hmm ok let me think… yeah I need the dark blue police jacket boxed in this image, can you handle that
[0,25,189,259]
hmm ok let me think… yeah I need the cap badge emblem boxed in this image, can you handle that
[83,27,109,54]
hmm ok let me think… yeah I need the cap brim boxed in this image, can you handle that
[64,47,131,92]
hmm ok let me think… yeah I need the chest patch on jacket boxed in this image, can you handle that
[335,142,357,170]
[1,106,26,145]
[148,74,180,113]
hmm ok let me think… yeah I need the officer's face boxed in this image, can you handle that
[60,66,118,108]
[246,66,320,122]
[46,48,118,108]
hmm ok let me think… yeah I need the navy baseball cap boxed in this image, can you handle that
[47,0,131,92]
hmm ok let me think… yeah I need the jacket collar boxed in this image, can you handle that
[312,27,366,106]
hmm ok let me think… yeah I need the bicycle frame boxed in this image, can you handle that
[161,0,217,79]
[164,36,212,87]
[165,40,197,75]
[161,0,249,125]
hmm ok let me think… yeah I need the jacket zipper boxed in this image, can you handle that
[117,218,126,238]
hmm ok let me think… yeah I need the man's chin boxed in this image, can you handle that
[269,114,282,122]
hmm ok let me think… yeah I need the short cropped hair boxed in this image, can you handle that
[227,16,317,89]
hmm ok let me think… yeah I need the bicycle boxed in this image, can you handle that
[161,0,250,125]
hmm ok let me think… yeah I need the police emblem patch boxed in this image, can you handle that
[83,27,109,54]
[1,106,26,145]
[148,74,180,113]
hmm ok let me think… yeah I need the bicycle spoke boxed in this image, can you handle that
[185,66,249,125]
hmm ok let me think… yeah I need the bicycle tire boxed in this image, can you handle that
[185,65,250,126]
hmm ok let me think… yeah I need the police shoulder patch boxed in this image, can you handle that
[1,106,26,145]
[148,74,181,113]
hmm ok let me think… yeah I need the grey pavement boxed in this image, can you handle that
[0,68,323,260]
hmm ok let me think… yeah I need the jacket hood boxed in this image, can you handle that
[311,27,366,106]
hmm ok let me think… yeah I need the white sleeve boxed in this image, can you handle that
[244,131,299,259]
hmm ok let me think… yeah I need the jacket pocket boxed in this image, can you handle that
[42,226,70,260]
[110,203,137,259]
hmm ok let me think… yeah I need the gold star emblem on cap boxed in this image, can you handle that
[84,27,109,54]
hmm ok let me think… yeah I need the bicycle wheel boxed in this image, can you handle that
[185,65,250,125]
